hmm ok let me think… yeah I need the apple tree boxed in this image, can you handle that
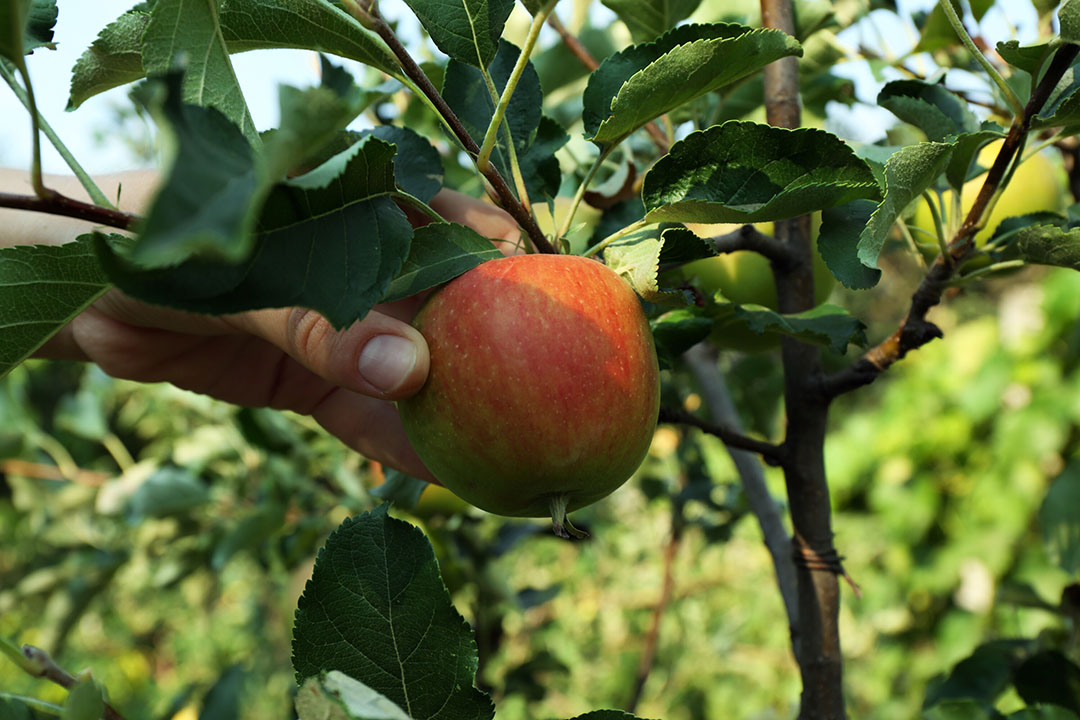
[2,0,1080,718]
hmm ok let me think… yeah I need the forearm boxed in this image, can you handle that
[0,169,157,249]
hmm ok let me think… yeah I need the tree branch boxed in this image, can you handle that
[0,190,138,231]
[683,343,800,649]
[658,405,785,465]
[363,8,557,254]
[822,42,1080,400]
[710,224,795,265]
[762,0,847,716]
[19,645,126,720]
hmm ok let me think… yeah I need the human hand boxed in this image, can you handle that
[33,188,522,481]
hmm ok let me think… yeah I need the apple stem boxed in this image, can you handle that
[548,494,590,540]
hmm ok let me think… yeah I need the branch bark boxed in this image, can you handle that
[20,645,126,720]
[761,0,846,716]
[0,190,137,231]
[657,405,785,465]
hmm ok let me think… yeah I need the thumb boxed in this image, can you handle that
[230,307,430,399]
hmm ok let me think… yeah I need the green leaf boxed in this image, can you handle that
[583,24,802,146]
[292,506,495,720]
[650,307,713,365]
[131,72,262,267]
[1014,650,1080,714]
[996,39,1054,78]
[518,115,568,200]
[1013,224,1080,270]
[877,80,980,143]
[61,679,105,720]
[600,0,703,42]
[23,0,56,54]
[1061,0,1080,45]
[1034,62,1080,131]
[913,0,962,54]
[381,223,501,304]
[211,504,286,570]
[657,226,716,265]
[819,200,882,290]
[141,0,258,146]
[199,666,247,720]
[0,239,110,380]
[1041,461,1080,574]
[364,126,444,203]
[128,467,211,521]
[68,0,400,111]
[263,60,375,180]
[924,640,1032,709]
[642,122,880,224]
[731,303,867,354]
[443,39,549,199]
[296,672,412,720]
[403,0,515,69]
[66,8,149,110]
[856,142,953,270]
[604,228,691,305]
[97,136,412,330]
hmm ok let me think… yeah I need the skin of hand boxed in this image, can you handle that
[0,170,523,481]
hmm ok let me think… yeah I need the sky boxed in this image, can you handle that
[0,0,1044,177]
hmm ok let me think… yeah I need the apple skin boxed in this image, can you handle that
[399,254,661,518]
[910,141,1067,247]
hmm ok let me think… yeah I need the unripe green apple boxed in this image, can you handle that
[680,218,834,352]
[399,254,661,532]
[910,140,1067,247]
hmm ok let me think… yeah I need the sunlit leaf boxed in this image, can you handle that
[381,223,501,303]
[296,672,412,720]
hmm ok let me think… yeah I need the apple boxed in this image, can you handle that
[398,254,660,534]
[680,218,835,352]
[413,484,471,518]
[909,140,1067,247]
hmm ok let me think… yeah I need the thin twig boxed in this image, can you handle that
[658,406,786,466]
[360,7,556,254]
[0,191,138,231]
[19,646,126,720]
[822,42,1080,399]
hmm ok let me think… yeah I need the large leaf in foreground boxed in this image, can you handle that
[68,0,400,110]
[0,239,110,379]
[1013,224,1080,270]
[142,0,258,145]
[292,506,494,720]
[583,24,802,146]
[643,122,880,224]
[97,137,411,330]
[403,0,514,69]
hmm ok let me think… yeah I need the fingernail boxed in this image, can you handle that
[358,335,418,395]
